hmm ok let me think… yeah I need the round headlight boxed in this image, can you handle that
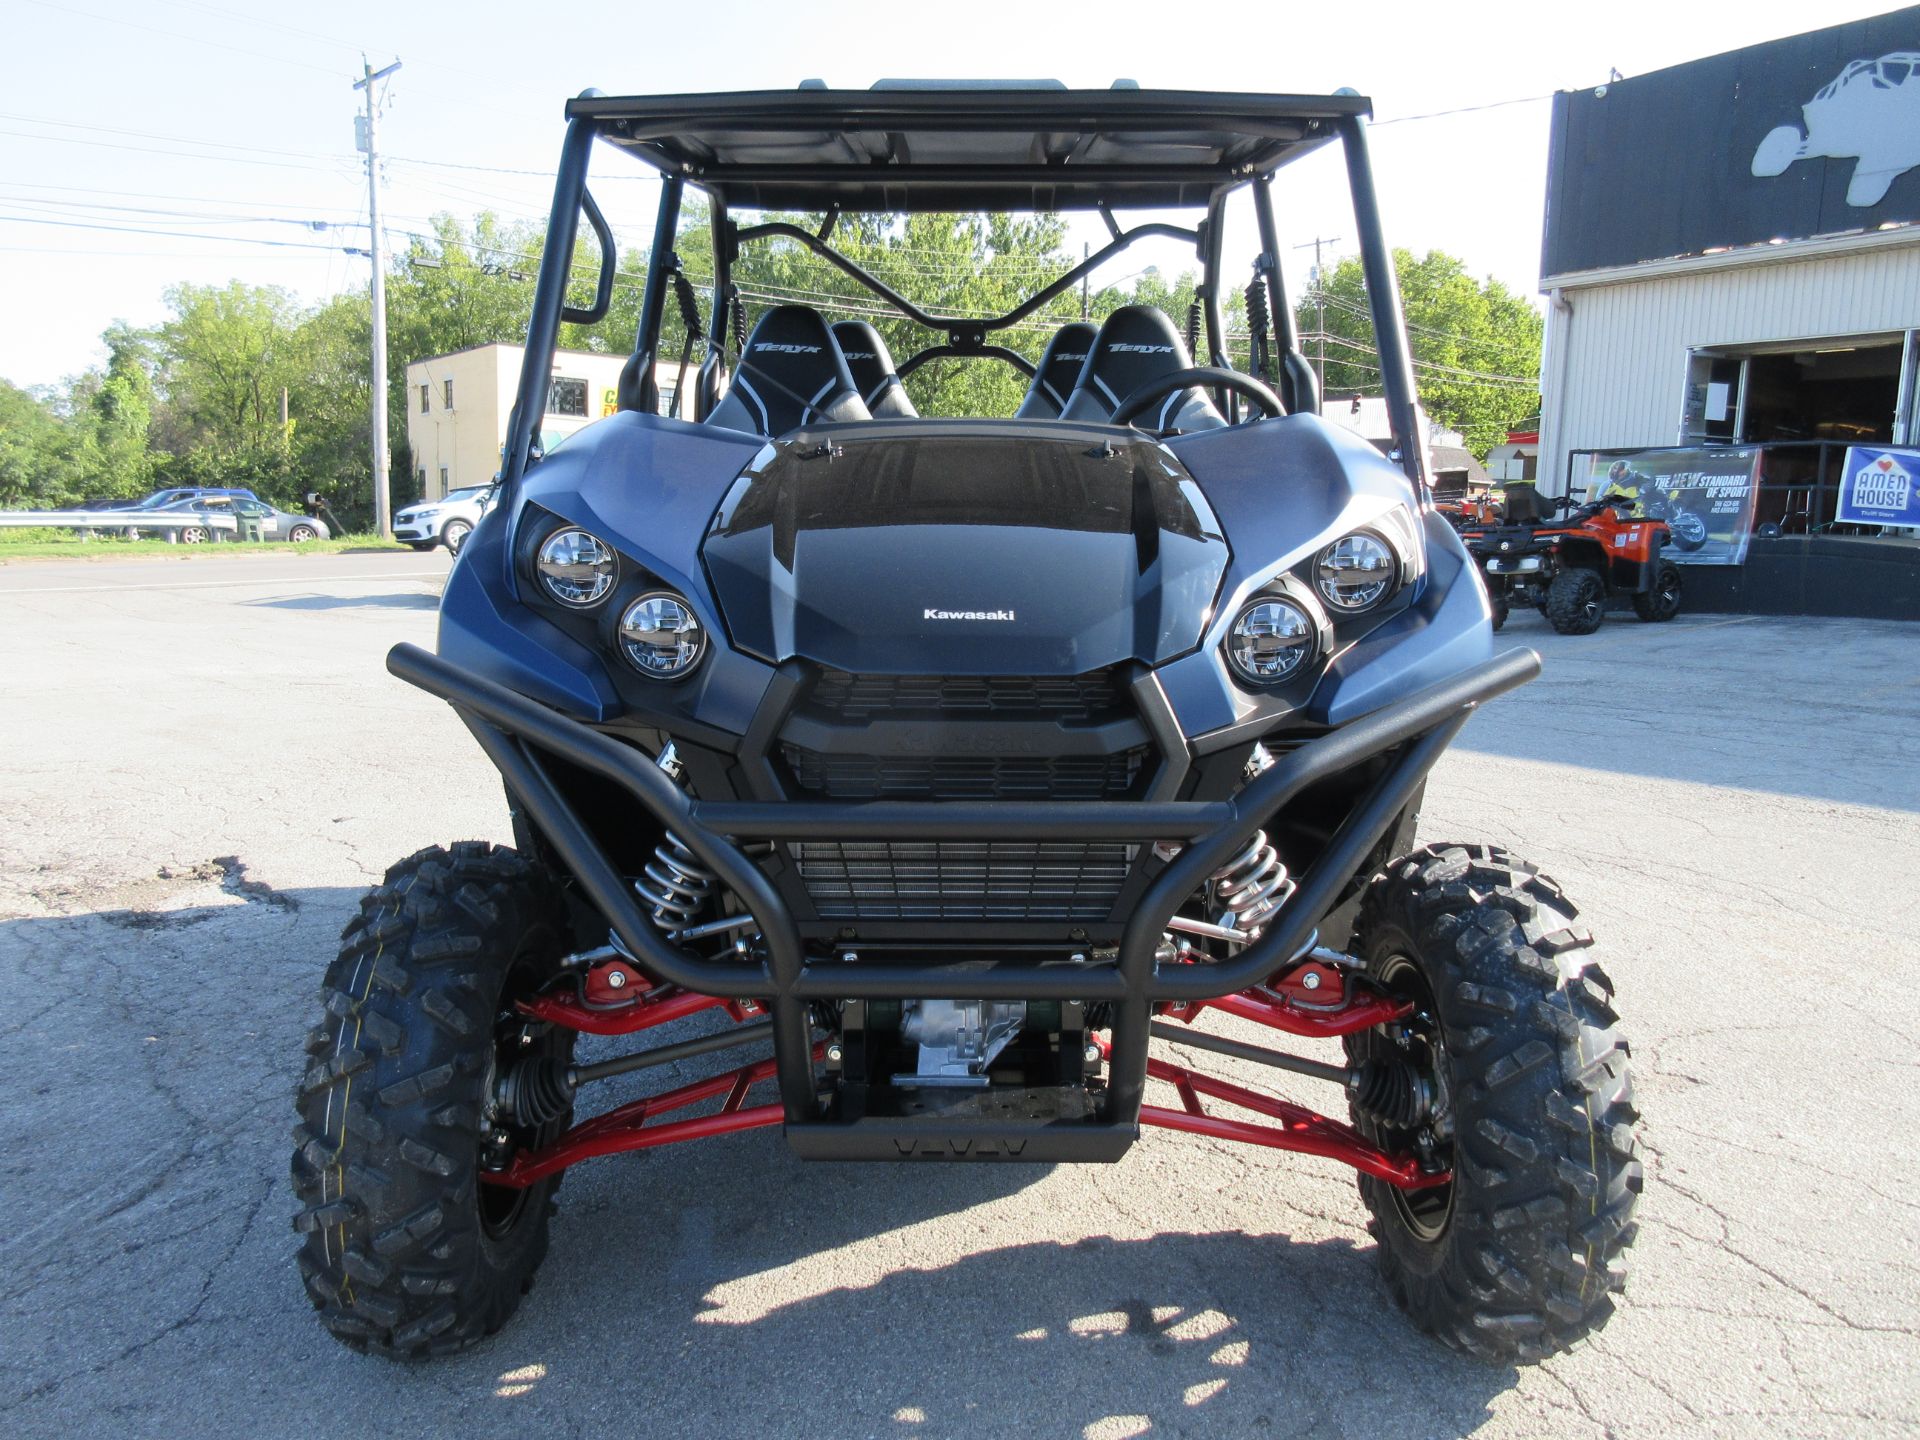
[536,528,617,606]
[1226,598,1315,685]
[618,592,705,679]
[1316,532,1397,612]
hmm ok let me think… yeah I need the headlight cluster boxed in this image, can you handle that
[532,526,706,681]
[1222,526,1410,688]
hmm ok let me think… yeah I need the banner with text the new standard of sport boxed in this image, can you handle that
[1579,447,1760,565]
[1838,447,1920,528]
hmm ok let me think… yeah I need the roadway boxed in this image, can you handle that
[1,549,1915,1438]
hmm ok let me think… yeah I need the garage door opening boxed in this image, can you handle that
[1683,334,1916,446]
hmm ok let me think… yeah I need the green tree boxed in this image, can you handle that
[1300,249,1541,457]
[0,381,62,507]
[66,333,159,500]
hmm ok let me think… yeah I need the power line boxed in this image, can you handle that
[0,212,363,252]
[16,0,352,77]
[1371,93,1555,127]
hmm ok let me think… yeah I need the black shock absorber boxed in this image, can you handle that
[628,745,719,937]
[1184,298,1202,358]
[1244,272,1275,384]
[731,291,749,362]
[668,267,705,419]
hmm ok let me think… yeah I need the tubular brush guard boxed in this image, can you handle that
[385,641,1539,1173]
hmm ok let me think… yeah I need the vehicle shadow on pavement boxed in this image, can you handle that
[244,592,441,611]
[0,883,1520,1438]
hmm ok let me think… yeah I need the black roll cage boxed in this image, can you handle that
[498,92,1427,504]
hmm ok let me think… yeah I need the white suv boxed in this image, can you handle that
[394,485,496,554]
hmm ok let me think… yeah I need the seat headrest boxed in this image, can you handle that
[706,305,871,436]
[1013,322,1097,419]
[831,320,917,418]
[1058,305,1224,431]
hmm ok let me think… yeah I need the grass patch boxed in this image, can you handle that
[0,529,420,563]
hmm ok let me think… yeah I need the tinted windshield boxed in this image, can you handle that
[446,487,488,501]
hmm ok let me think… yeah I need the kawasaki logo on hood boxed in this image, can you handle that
[924,607,1016,621]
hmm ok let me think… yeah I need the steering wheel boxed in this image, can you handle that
[1109,366,1285,432]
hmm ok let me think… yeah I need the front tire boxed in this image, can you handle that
[292,841,574,1357]
[1631,560,1682,622]
[288,523,320,543]
[1347,844,1640,1363]
[441,519,472,555]
[1545,569,1605,635]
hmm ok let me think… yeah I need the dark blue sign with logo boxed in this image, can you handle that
[1838,446,1920,526]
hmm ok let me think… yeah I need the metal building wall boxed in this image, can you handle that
[1538,233,1920,494]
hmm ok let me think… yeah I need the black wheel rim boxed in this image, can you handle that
[1372,951,1455,1243]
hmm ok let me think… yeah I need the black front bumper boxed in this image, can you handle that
[387,642,1539,1159]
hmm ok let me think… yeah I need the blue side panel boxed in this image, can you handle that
[438,412,772,730]
[517,412,767,605]
[1159,415,1460,740]
[437,521,621,720]
[1309,512,1495,726]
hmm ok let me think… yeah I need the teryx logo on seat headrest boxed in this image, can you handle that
[841,351,876,361]
[1055,352,1088,362]
[755,343,822,355]
[1108,342,1174,354]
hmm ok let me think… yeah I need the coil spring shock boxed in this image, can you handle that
[1210,830,1295,934]
[730,292,749,362]
[1244,273,1274,383]
[634,831,715,933]
[630,745,719,936]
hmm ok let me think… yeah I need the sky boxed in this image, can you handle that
[0,0,1904,392]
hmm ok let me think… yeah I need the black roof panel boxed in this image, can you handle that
[567,87,1369,210]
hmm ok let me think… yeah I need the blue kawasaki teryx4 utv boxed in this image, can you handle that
[294,81,1640,1363]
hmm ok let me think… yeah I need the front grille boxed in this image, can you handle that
[792,840,1132,921]
[781,745,1149,801]
[808,670,1125,722]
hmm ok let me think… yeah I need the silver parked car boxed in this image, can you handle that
[393,485,495,554]
[146,495,329,544]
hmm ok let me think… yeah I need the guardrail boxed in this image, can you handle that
[0,510,239,535]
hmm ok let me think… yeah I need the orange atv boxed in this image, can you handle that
[1461,484,1683,634]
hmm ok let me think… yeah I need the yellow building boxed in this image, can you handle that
[403,344,682,501]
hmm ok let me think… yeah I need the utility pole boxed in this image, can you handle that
[354,57,401,537]
[1080,242,1089,322]
[1293,234,1342,392]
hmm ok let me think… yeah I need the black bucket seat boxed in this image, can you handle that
[1013,322,1098,419]
[706,305,871,436]
[830,321,918,419]
[1057,306,1225,432]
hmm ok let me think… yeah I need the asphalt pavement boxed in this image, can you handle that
[1,549,1915,1438]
